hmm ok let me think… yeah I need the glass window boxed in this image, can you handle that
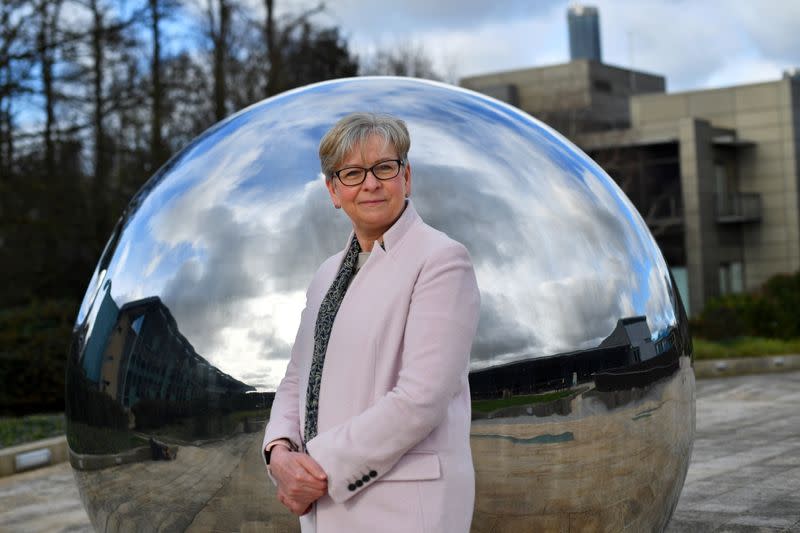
[719,264,730,295]
[730,262,743,293]
[670,266,689,316]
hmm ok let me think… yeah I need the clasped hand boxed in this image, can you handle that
[270,446,328,515]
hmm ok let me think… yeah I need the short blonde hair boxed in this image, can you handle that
[319,112,410,179]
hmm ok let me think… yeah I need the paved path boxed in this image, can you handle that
[666,371,800,532]
[1,371,799,532]
[0,461,90,532]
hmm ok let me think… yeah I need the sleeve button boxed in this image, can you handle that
[369,470,378,477]
[362,475,370,483]
[348,483,357,491]
[355,479,363,487]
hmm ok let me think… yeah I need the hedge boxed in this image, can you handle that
[691,271,800,340]
[0,299,77,415]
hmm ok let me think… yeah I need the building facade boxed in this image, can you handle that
[461,60,665,137]
[462,62,800,315]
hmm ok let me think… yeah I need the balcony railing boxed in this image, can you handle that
[716,193,762,223]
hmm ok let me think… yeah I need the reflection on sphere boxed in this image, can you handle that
[66,77,694,532]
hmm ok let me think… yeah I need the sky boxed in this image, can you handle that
[279,0,800,92]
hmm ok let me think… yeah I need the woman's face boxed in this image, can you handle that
[326,134,412,241]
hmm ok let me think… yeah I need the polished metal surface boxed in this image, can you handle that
[66,77,695,532]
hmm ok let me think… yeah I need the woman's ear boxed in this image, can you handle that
[325,177,341,209]
[404,161,412,198]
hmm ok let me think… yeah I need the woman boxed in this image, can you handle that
[262,112,480,533]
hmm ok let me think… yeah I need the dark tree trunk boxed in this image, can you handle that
[0,99,11,178]
[37,0,61,178]
[0,0,24,178]
[264,0,279,96]
[212,0,229,121]
[89,0,108,237]
[149,0,165,168]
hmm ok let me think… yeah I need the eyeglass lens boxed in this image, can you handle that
[337,160,401,185]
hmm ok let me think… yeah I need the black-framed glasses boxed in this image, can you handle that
[333,159,404,187]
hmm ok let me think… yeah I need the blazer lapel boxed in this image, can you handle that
[304,201,421,429]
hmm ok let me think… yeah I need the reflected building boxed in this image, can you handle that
[598,315,666,362]
[470,316,676,400]
[78,281,254,410]
[101,296,255,408]
[67,279,259,458]
[80,280,120,384]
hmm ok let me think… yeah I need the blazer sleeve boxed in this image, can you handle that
[305,242,480,503]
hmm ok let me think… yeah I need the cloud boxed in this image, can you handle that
[94,78,679,390]
[347,8,568,82]
[731,0,800,61]
[319,0,562,33]
[315,0,800,90]
[569,0,799,90]
[596,1,743,90]
[702,57,791,92]
[471,291,538,363]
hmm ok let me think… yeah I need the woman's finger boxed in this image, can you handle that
[296,453,327,480]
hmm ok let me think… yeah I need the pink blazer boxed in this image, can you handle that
[263,201,480,533]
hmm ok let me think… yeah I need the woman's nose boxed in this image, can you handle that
[361,170,381,189]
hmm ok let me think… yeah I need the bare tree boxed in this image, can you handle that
[0,0,37,176]
[197,0,356,118]
[50,0,145,240]
[161,50,213,149]
[35,0,63,177]
[202,0,233,121]
[360,41,442,80]
[89,0,111,235]
[148,0,165,167]
[262,0,323,97]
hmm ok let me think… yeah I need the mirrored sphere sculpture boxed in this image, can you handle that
[67,77,695,532]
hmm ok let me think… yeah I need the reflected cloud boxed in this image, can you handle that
[472,292,538,363]
[74,77,678,391]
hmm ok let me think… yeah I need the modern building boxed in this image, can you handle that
[568,4,602,62]
[462,60,665,137]
[462,64,800,315]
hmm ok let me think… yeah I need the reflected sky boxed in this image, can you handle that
[76,77,676,391]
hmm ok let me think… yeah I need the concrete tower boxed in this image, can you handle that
[568,4,602,62]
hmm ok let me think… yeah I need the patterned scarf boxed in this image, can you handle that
[303,235,362,444]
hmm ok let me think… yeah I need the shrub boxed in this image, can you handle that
[693,271,800,340]
[0,299,77,415]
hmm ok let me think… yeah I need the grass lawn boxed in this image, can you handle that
[0,413,65,448]
[693,337,800,360]
[472,389,575,413]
